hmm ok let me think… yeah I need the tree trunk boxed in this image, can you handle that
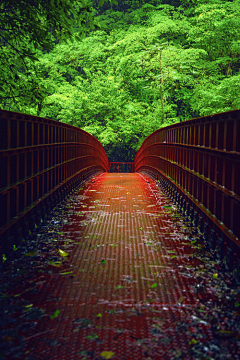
[158,51,165,124]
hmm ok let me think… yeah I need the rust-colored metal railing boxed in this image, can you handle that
[135,109,240,271]
[110,162,134,173]
[0,109,109,254]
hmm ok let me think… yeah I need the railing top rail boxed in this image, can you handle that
[136,109,240,156]
[110,162,134,164]
[0,108,106,148]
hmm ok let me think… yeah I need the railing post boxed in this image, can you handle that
[134,109,240,267]
[0,109,109,254]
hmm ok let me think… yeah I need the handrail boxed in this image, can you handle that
[110,162,134,173]
[0,109,109,254]
[135,109,240,270]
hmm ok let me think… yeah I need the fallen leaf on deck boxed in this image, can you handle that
[86,333,98,340]
[48,261,62,267]
[189,338,197,345]
[151,283,158,288]
[25,251,36,257]
[50,339,61,347]
[73,318,93,328]
[100,351,115,359]
[178,297,185,304]
[50,309,60,320]
[214,330,237,338]
[115,285,124,290]
[58,249,70,257]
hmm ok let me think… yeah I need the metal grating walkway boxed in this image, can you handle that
[1,173,240,360]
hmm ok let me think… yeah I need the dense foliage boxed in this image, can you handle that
[1,0,240,161]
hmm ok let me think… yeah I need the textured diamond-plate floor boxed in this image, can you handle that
[2,173,240,360]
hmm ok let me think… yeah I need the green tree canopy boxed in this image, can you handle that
[0,0,117,109]
[0,0,239,161]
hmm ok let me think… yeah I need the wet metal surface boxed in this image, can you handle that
[1,173,240,359]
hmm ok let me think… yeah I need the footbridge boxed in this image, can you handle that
[0,108,240,359]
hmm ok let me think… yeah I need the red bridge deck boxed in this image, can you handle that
[1,173,240,360]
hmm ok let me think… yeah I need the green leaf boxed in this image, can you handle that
[100,351,115,359]
[212,273,218,279]
[214,330,236,338]
[35,223,38,229]
[0,293,10,298]
[24,304,33,308]
[97,313,102,317]
[189,338,197,345]
[178,297,185,304]
[48,261,62,267]
[151,283,158,288]
[86,333,98,340]
[115,285,124,290]
[25,251,36,257]
[140,227,143,230]
[234,301,240,308]
[101,259,106,264]
[58,249,70,257]
[50,309,60,320]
